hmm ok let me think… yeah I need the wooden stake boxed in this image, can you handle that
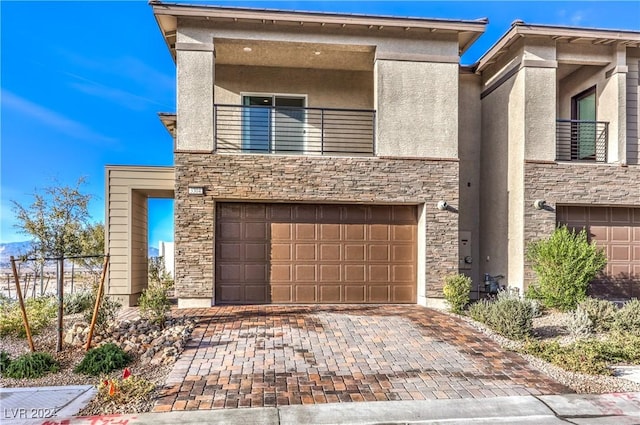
[10,256,35,352]
[85,254,109,351]
[56,258,64,352]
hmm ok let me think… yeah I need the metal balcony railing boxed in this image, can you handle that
[214,104,375,156]
[556,119,609,162]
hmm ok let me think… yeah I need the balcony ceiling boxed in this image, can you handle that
[214,39,375,71]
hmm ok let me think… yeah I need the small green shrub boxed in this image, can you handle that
[522,333,640,375]
[0,351,11,374]
[578,297,617,332]
[64,290,94,315]
[4,352,59,379]
[566,306,593,339]
[443,274,472,314]
[82,293,121,333]
[75,343,131,376]
[98,376,155,405]
[139,284,171,326]
[613,298,640,335]
[526,226,607,311]
[0,296,57,337]
[467,291,535,340]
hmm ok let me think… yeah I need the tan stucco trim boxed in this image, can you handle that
[375,51,459,64]
[605,65,629,77]
[521,59,557,68]
[175,42,215,52]
[378,156,459,162]
[174,149,215,154]
[480,59,558,99]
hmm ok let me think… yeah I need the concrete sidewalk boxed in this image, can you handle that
[3,392,639,425]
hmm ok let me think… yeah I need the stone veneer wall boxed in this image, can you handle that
[524,161,640,287]
[174,152,460,301]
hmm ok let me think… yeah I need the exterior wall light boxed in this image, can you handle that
[188,186,205,196]
[437,201,448,211]
[533,199,547,210]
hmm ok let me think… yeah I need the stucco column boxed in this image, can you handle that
[176,42,215,151]
[606,44,628,164]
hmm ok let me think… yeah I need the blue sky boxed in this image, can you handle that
[1,1,639,248]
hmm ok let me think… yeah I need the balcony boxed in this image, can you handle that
[556,119,609,163]
[214,104,375,156]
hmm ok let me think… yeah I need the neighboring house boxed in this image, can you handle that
[477,22,640,300]
[105,2,640,307]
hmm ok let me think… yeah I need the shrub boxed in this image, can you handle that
[64,290,94,315]
[97,376,155,405]
[522,333,640,375]
[0,351,11,374]
[467,291,535,340]
[526,226,607,311]
[139,283,171,326]
[578,297,617,332]
[4,352,59,379]
[612,298,640,335]
[566,306,593,339]
[75,343,131,376]
[443,274,472,314]
[0,296,57,337]
[82,292,121,333]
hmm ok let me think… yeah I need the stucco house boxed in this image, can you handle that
[105,2,640,308]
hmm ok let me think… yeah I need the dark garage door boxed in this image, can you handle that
[215,203,417,304]
[557,206,640,297]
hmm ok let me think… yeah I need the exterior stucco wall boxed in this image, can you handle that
[458,72,482,292]
[174,153,460,305]
[375,60,458,158]
[479,72,516,290]
[215,65,373,109]
[523,161,640,288]
[523,66,557,162]
[627,55,640,164]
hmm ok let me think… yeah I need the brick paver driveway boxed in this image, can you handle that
[153,305,569,411]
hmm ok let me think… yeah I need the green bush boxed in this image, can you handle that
[522,333,640,375]
[4,352,59,379]
[64,290,94,315]
[82,292,121,332]
[566,306,593,339]
[0,351,11,374]
[0,296,57,337]
[526,226,607,311]
[75,343,131,376]
[443,274,472,314]
[467,291,535,340]
[612,298,640,335]
[139,283,171,326]
[578,297,617,332]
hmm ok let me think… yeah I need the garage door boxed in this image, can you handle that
[216,203,417,304]
[557,206,640,297]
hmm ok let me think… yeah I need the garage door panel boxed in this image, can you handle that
[295,285,317,303]
[295,223,316,240]
[345,285,366,302]
[220,222,241,239]
[244,222,267,240]
[369,245,390,261]
[369,285,390,302]
[559,206,639,299]
[319,285,341,303]
[319,265,340,281]
[320,224,340,240]
[219,243,241,260]
[217,203,417,304]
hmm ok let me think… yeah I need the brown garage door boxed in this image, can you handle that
[557,206,640,297]
[216,203,417,304]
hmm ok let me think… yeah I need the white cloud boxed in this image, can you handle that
[1,89,117,146]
